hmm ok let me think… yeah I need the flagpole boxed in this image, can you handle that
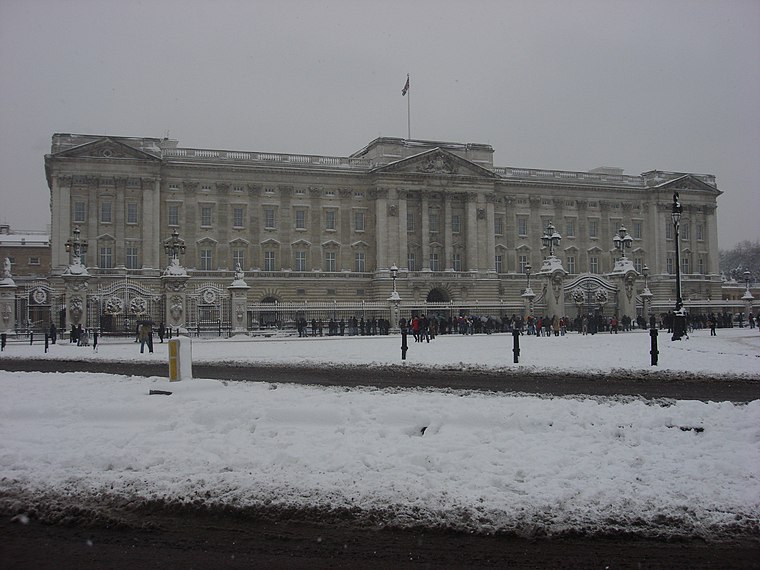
[407,74,411,140]
[402,74,411,140]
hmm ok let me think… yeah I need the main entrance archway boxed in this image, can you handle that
[426,288,451,302]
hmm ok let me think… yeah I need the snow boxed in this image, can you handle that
[1,328,759,539]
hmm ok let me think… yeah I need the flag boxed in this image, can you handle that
[402,75,409,96]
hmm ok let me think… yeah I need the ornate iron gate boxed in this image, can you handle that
[92,278,163,336]
[186,282,231,335]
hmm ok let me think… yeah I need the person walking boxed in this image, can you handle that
[139,323,150,353]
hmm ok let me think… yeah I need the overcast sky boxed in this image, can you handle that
[1,0,758,249]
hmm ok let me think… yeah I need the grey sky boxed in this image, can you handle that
[1,0,758,249]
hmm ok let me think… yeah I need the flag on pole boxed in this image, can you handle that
[402,74,410,96]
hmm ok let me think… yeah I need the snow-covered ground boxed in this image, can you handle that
[1,328,759,539]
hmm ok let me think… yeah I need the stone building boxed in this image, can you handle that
[0,225,51,280]
[43,133,724,332]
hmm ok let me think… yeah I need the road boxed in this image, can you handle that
[1,358,759,402]
[1,359,758,568]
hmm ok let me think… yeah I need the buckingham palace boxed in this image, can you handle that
[33,132,725,333]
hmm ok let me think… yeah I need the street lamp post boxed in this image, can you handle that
[541,221,561,258]
[640,264,653,325]
[522,262,535,316]
[388,263,401,333]
[64,225,89,268]
[613,225,633,263]
[164,228,186,265]
[742,270,754,324]
[671,192,686,340]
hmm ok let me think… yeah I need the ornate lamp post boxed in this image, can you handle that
[64,225,89,270]
[613,225,633,263]
[388,263,401,333]
[522,262,535,315]
[538,221,567,320]
[640,264,653,323]
[671,192,686,340]
[62,225,91,334]
[162,229,189,334]
[164,228,186,266]
[541,221,561,258]
[742,270,754,324]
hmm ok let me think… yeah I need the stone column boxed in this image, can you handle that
[162,260,190,333]
[704,205,719,275]
[0,259,17,335]
[397,191,408,270]
[466,193,478,272]
[538,257,567,318]
[485,194,496,272]
[62,271,90,332]
[421,192,430,270]
[373,188,389,270]
[443,194,453,269]
[609,259,638,320]
[51,175,71,269]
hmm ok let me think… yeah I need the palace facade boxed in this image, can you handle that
[38,133,725,332]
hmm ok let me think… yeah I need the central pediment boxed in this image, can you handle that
[52,137,160,161]
[371,148,499,179]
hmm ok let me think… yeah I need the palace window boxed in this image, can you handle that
[698,257,705,274]
[232,206,244,229]
[407,209,415,231]
[681,223,690,241]
[127,202,138,225]
[495,255,503,273]
[518,254,528,273]
[565,220,575,238]
[429,210,439,233]
[494,215,504,236]
[666,223,673,240]
[264,251,276,271]
[295,209,306,230]
[324,251,337,272]
[200,248,213,270]
[517,216,528,237]
[634,257,643,274]
[682,257,690,274]
[294,251,306,272]
[633,221,643,240]
[452,214,461,233]
[200,205,213,227]
[696,223,703,241]
[453,253,462,272]
[73,201,86,223]
[99,246,113,269]
[588,220,599,238]
[566,255,576,274]
[232,249,245,270]
[407,252,416,271]
[355,252,365,273]
[667,256,674,274]
[325,209,336,230]
[126,246,139,269]
[264,208,276,229]
[29,256,40,266]
[100,201,112,224]
[589,256,599,274]
[354,210,365,232]
[429,252,439,271]
[168,204,180,226]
